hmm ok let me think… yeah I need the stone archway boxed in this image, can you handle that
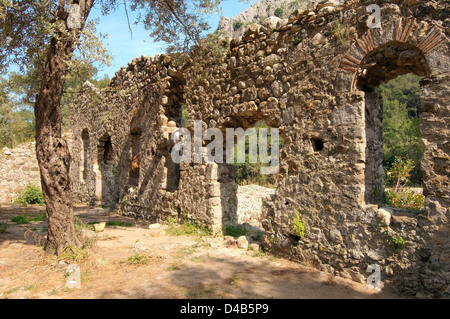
[356,41,430,204]
[338,14,449,212]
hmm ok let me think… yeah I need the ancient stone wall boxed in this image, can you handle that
[0,143,41,203]
[71,0,449,297]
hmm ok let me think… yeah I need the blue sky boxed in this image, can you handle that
[90,0,259,78]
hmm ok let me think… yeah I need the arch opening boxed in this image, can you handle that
[357,41,429,205]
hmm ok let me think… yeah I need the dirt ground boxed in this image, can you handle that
[0,204,406,299]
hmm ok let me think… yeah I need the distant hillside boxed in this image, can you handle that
[216,0,315,39]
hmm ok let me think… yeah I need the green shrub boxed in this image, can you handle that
[128,254,148,265]
[274,7,284,18]
[391,236,405,250]
[233,21,244,31]
[11,213,46,224]
[383,156,424,210]
[0,222,7,233]
[14,184,45,206]
[291,209,305,238]
[384,156,415,192]
[385,189,424,210]
[167,218,211,237]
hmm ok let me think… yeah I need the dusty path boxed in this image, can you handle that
[0,205,405,299]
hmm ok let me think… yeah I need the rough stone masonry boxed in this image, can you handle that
[70,0,449,298]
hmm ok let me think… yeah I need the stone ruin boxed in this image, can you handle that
[70,0,449,297]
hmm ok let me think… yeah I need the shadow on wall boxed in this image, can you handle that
[219,164,239,230]
[95,133,114,206]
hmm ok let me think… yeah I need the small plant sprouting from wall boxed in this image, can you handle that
[391,236,405,250]
[292,36,303,45]
[332,21,350,46]
[291,207,306,238]
[181,105,190,127]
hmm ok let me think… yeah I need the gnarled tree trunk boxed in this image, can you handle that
[34,0,94,255]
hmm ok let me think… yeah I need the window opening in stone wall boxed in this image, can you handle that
[379,74,423,210]
[357,41,426,208]
[311,138,324,152]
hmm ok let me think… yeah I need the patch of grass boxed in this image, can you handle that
[59,246,90,265]
[75,217,94,231]
[127,254,148,265]
[5,287,20,296]
[167,218,211,237]
[252,249,270,258]
[105,221,133,227]
[224,224,249,238]
[11,215,30,224]
[11,213,46,224]
[191,256,206,263]
[24,284,38,291]
[224,224,263,241]
[185,288,214,299]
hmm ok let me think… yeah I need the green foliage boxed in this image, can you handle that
[379,74,422,186]
[11,213,46,224]
[0,222,8,233]
[181,105,190,127]
[224,224,262,240]
[234,120,282,187]
[383,156,424,210]
[291,208,306,238]
[199,31,229,62]
[233,20,244,31]
[59,245,89,264]
[14,184,45,206]
[167,217,211,237]
[385,189,424,210]
[105,221,133,227]
[0,78,34,148]
[224,224,249,237]
[274,7,284,18]
[332,21,350,46]
[391,236,405,250]
[127,254,148,265]
[291,36,303,45]
[384,156,415,192]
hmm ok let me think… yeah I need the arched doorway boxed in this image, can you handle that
[356,41,429,204]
